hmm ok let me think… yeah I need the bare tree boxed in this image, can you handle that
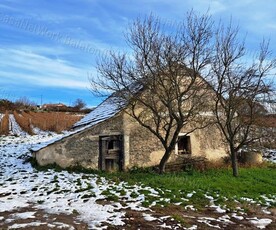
[91,12,275,175]
[73,98,86,111]
[0,99,15,111]
[15,97,36,110]
[90,12,214,173]
[210,23,276,177]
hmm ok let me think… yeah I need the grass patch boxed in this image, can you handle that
[103,166,276,207]
[110,167,275,197]
[72,209,79,215]
[172,214,186,225]
[37,200,44,204]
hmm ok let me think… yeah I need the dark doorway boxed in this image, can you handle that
[99,135,123,171]
[178,136,191,155]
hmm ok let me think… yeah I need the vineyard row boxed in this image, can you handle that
[0,111,82,135]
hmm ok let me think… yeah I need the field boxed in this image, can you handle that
[0,111,82,135]
[0,133,275,229]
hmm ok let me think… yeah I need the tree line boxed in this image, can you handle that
[0,97,89,113]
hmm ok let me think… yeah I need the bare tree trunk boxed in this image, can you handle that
[230,146,239,177]
[159,148,173,174]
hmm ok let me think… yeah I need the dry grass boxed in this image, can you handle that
[206,161,230,170]
[0,111,9,135]
[11,111,81,134]
[27,111,81,133]
[13,111,34,135]
[1,111,82,135]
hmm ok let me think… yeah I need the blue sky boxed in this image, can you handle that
[0,0,275,107]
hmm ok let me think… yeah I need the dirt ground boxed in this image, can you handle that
[1,203,275,229]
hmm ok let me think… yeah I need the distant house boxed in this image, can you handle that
[41,103,67,111]
[33,92,228,171]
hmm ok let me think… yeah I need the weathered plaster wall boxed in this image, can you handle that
[35,114,124,169]
[123,113,228,169]
[185,124,228,161]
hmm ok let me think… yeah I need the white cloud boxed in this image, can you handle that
[0,0,275,94]
[0,47,92,89]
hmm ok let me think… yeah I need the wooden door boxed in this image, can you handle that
[99,135,123,171]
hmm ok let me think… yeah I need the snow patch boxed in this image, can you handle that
[197,217,221,229]
[185,225,197,230]
[184,205,196,211]
[232,213,244,220]
[143,213,157,221]
[209,204,226,213]
[8,221,47,229]
[9,115,27,136]
[187,191,196,198]
[10,212,36,219]
[248,217,272,229]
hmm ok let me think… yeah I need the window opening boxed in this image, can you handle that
[178,136,191,154]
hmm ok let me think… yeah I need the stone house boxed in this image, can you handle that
[33,93,228,171]
[41,103,68,111]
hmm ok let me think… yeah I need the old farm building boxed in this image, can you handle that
[33,94,228,171]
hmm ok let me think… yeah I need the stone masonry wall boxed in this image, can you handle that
[123,113,228,169]
[35,114,124,169]
[123,114,171,168]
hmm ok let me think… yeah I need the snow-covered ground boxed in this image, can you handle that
[0,133,152,229]
[9,115,27,136]
[0,133,275,229]
[263,149,276,163]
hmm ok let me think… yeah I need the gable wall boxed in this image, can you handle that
[123,113,228,169]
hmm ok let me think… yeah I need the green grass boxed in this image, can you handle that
[102,166,276,203]
[30,156,275,208]
[171,214,188,226]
